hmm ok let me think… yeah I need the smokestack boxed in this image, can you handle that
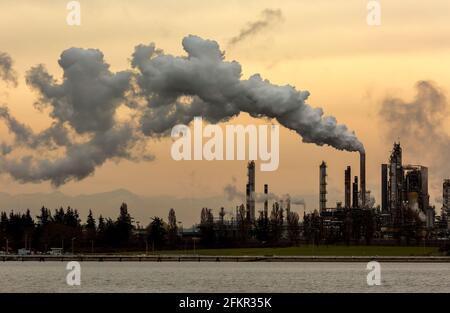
[247,161,256,221]
[345,166,351,208]
[381,164,388,212]
[320,161,327,211]
[360,152,366,207]
[352,176,359,208]
[264,184,268,215]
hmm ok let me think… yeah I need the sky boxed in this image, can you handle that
[0,0,450,222]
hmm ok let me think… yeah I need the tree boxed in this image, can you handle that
[85,210,97,242]
[287,211,300,245]
[270,202,284,243]
[255,210,269,243]
[147,217,167,250]
[236,204,249,243]
[199,208,215,247]
[116,203,133,245]
[167,208,178,247]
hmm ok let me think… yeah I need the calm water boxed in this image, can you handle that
[0,262,449,293]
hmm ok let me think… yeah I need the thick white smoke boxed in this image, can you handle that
[0,36,364,186]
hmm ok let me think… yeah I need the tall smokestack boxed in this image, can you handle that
[352,176,359,208]
[345,166,351,208]
[381,164,388,212]
[264,184,268,215]
[320,161,327,211]
[247,161,256,221]
[360,152,366,207]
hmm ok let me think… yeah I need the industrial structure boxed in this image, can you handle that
[444,179,450,229]
[231,142,446,244]
[319,161,327,211]
[246,160,256,221]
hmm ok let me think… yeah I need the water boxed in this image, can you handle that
[0,262,449,292]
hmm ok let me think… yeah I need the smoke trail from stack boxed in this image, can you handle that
[0,35,364,186]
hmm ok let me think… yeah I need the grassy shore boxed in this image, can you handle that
[142,245,444,257]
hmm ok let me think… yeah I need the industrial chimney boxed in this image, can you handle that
[360,152,366,207]
[264,184,268,215]
[247,161,256,221]
[352,176,359,208]
[320,161,327,211]
[345,166,351,208]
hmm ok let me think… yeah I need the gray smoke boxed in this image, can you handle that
[0,52,17,86]
[379,80,450,192]
[132,35,364,152]
[0,48,151,186]
[0,35,363,186]
[229,9,284,46]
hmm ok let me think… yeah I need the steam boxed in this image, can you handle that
[132,35,364,152]
[379,80,450,192]
[0,52,17,86]
[223,180,305,205]
[0,35,363,186]
[229,9,284,46]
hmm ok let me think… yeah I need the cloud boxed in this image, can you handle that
[379,80,450,192]
[229,9,284,46]
[0,52,18,86]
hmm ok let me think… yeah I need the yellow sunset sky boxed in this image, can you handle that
[0,0,450,214]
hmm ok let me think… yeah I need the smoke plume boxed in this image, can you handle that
[379,80,450,192]
[0,52,17,86]
[132,35,364,152]
[229,9,284,46]
[0,35,363,186]
[223,181,304,205]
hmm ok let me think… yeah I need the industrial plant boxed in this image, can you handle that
[232,142,450,245]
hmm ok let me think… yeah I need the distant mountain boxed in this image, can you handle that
[0,189,324,226]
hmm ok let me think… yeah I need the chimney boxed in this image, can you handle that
[360,152,366,207]
[264,184,268,215]
[381,164,388,212]
[345,166,351,208]
[247,161,256,221]
[320,161,327,211]
[352,176,359,208]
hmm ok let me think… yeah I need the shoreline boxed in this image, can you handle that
[2,255,450,263]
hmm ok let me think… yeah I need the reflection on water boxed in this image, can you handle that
[0,262,449,293]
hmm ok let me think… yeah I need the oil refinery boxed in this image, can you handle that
[238,142,450,244]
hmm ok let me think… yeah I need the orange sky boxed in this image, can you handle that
[1,0,450,214]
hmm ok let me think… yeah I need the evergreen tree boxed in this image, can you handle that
[167,208,178,247]
[147,217,167,250]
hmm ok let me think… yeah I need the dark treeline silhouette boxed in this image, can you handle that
[0,200,431,254]
[0,203,146,253]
